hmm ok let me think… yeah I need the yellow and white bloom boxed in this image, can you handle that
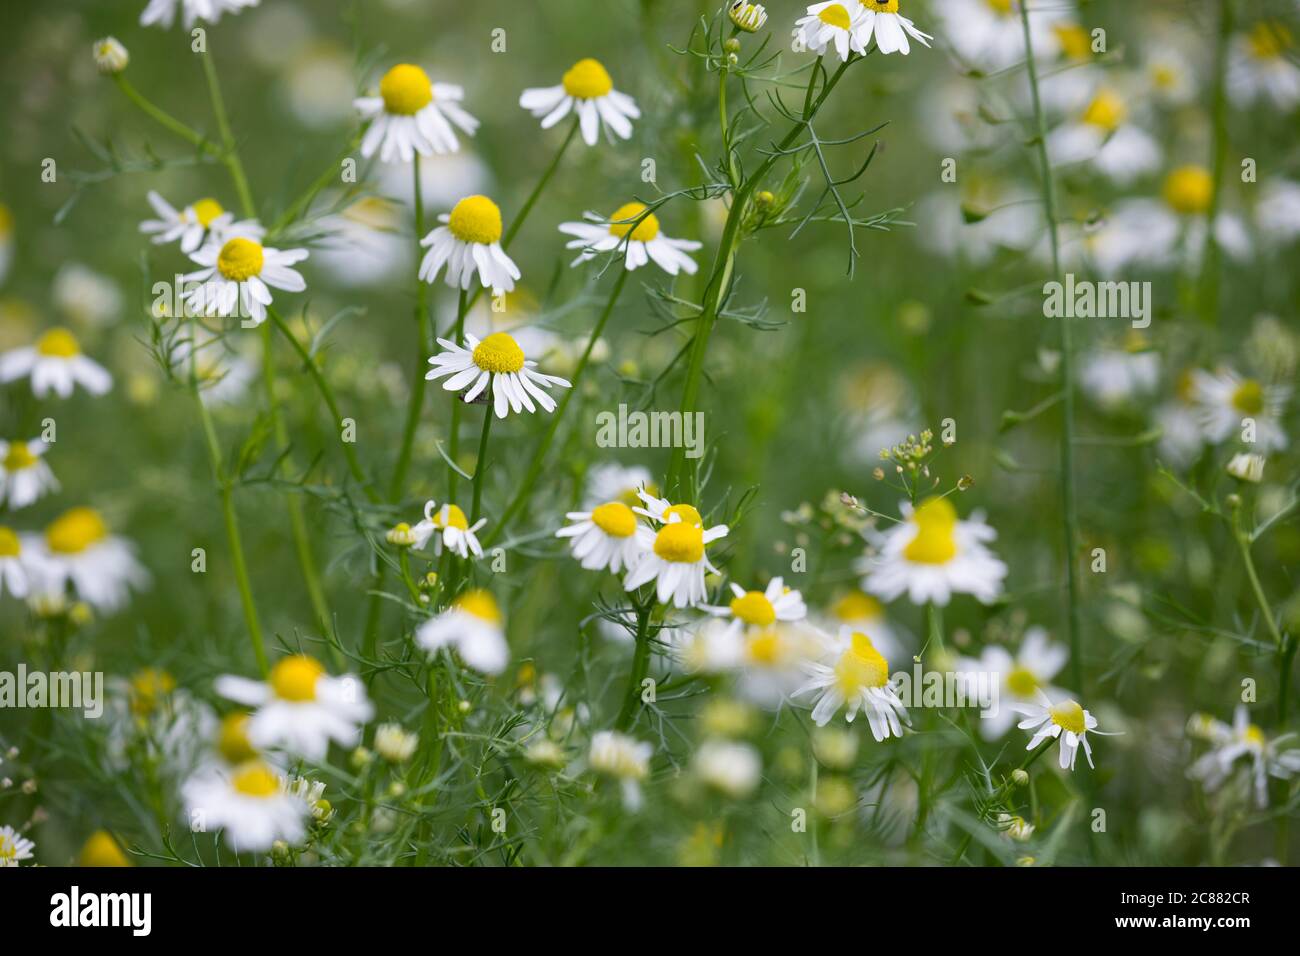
[1256,179,1300,244]
[215,655,374,762]
[0,438,58,509]
[821,589,905,662]
[411,500,486,559]
[139,192,262,254]
[728,1,768,33]
[182,235,308,326]
[557,501,644,573]
[519,58,640,146]
[589,730,652,810]
[0,824,35,866]
[797,2,867,61]
[1192,367,1289,452]
[0,526,32,599]
[934,0,1060,71]
[374,723,419,764]
[703,577,807,640]
[1047,88,1161,185]
[1079,335,1160,411]
[182,758,307,852]
[1188,706,1300,808]
[419,195,520,295]
[1226,452,1266,483]
[416,589,509,675]
[140,0,258,30]
[584,462,655,509]
[29,507,148,612]
[0,328,112,398]
[426,331,571,419]
[959,627,1069,740]
[355,64,479,162]
[693,738,762,798]
[860,496,1007,607]
[559,202,701,274]
[623,504,729,609]
[1014,691,1117,771]
[93,37,130,74]
[1228,21,1300,111]
[796,629,909,737]
[854,1,933,56]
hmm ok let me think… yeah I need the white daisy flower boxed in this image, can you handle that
[28,507,148,612]
[410,500,486,559]
[559,202,701,274]
[556,501,644,574]
[215,655,374,762]
[0,824,35,866]
[796,1,867,62]
[1192,366,1290,452]
[854,0,933,56]
[958,627,1069,740]
[0,526,33,599]
[374,723,419,764]
[674,617,748,674]
[139,191,262,254]
[1155,380,1207,470]
[589,730,652,810]
[1079,336,1160,411]
[796,628,910,738]
[583,463,656,509]
[1256,178,1300,244]
[1014,691,1118,771]
[623,511,729,609]
[181,235,309,326]
[0,327,112,399]
[1143,42,1198,107]
[182,759,307,852]
[0,438,58,509]
[933,0,1060,71]
[860,496,1007,607]
[703,577,807,640]
[820,589,905,663]
[692,739,762,798]
[425,331,571,420]
[1228,20,1300,111]
[140,0,258,30]
[1188,706,1300,808]
[52,263,123,327]
[1047,88,1161,185]
[728,1,768,34]
[419,195,520,295]
[355,64,479,162]
[519,58,640,146]
[415,589,510,675]
[1226,452,1266,483]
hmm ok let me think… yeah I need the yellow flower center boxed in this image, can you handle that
[1162,165,1213,215]
[730,591,776,626]
[45,507,108,554]
[747,628,783,665]
[818,4,854,30]
[664,503,702,527]
[434,504,470,531]
[913,495,957,528]
[984,0,1011,14]
[591,501,637,538]
[129,667,176,715]
[217,712,258,764]
[1231,379,1264,416]
[562,58,613,99]
[608,202,660,242]
[268,655,324,702]
[448,194,504,245]
[456,588,503,624]
[1049,699,1086,735]
[230,761,281,799]
[904,522,957,564]
[1081,89,1126,131]
[1151,64,1177,89]
[834,632,890,696]
[79,831,131,868]
[0,526,20,557]
[217,237,265,282]
[36,327,81,358]
[1006,666,1039,697]
[653,521,705,563]
[3,442,36,471]
[472,332,525,374]
[379,63,434,115]
[865,1,899,14]
[833,590,883,621]
[1053,23,1091,59]
[1244,724,1266,746]
[191,198,224,227]
[1248,21,1292,60]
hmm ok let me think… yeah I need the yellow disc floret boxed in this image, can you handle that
[0,526,20,557]
[1248,21,1292,60]
[653,521,705,563]
[819,3,853,28]
[380,63,434,115]
[472,332,526,374]
[45,507,108,554]
[36,327,81,358]
[1231,379,1264,416]
[730,590,777,627]
[1053,23,1091,59]
[1006,666,1039,697]
[217,237,265,281]
[3,441,36,471]
[834,632,890,696]
[230,761,281,798]
[1162,165,1213,215]
[591,501,637,538]
[79,830,132,867]
[833,590,883,622]
[269,654,325,702]
[1049,699,1086,735]
[456,588,503,624]
[1081,89,1126,131]
[434,504,471,531]
[448,195,504,245]
[865,0,900,12]
[190,198,224,227]
[562,58,613,99]
[663,503,702,527]
[608,202,660,242]
[130,668,176,716]
[218,712,259,765]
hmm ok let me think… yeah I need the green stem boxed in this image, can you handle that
[1200,0,1234,327]
[389,154,432,503]
[470,405,494,524]
[199,49,255,218]
[445,289,471,502]
[615,599,653,731]
[1232,507,1284,652]
[503,119,579,249]
[113,75,221,156]
[1019,2,1084,699]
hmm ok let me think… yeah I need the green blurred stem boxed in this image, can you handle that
[1019,2,1084,700]
[470,405,494,524]
[1200,0,1234,326]
[1231,503,1290,726]
[615,598,653,731]
[199,50,255,219]
[112,75,221,158]
[445,290,471,502]
[390,154,432,503]
[503,118,579,249]
[483,267,629,546]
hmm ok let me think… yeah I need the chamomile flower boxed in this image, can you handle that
[181,759,307,852]
[0,824,35,866]
[182,235,309,326]
[355,64,479,162]
[411,500,486,559]
[519,58,640,146]
[419,195,520,295]
[558,202,701,274]
[557,501,644,574]
[583,463,656,509]
[935,0,1059,71]
[1188,706,1300,808]
[796,2,867,62]
[1228,21,1300,111]
[589,730,652,811]
[30,507,148,612]
[0,438,58,509]
[821,589,905,662]
[796,629,909,738]
[139,191,262,254]
[1014,691,1118,771]
[415,589,510,675]
[1192,367,1290,452]
[959,627,1069,740]
[1154,372,1207,469]
[0,328,112,399]
[860,496,1007,607]
[1079,334,1160,411]
[215,655,374,762]
[1256,179,1300,244]
[703,578,807,640]
[623,510,729,609]
[0,527,32,599]
[374,723,419,764]
[1047,88,1161,185]
[855,0,934,56]
[139,0,258,30]
[728,1,768,33]
[693,739,762,798]
[425,331,571,419]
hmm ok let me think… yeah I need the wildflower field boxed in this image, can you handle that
[1,0,1299,871]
